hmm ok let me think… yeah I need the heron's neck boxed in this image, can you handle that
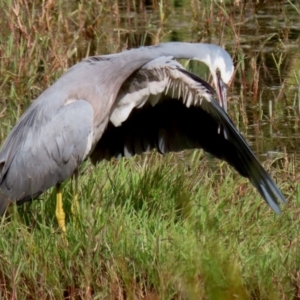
[154,42,214,68]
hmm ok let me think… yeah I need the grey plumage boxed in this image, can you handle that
[0,100,93,209]
[0,42,285,217]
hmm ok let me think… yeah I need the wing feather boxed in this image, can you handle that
[90,58,285,213]
[0,100,93,213]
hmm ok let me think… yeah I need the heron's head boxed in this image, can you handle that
[210,49,234,112]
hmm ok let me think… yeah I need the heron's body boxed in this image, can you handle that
[0,42,285,220]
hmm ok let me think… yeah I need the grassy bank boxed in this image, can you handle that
[0,152,297,299]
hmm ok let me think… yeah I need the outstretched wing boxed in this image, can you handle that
[0,100,93,214]
[90,57,285,213]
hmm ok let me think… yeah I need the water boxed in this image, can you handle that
[1,0,300,160]
[97,0,300,158]
[139,0,300,159]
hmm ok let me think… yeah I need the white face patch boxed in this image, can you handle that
[213,53,234,84]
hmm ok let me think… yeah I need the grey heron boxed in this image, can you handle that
[0,42,285,232]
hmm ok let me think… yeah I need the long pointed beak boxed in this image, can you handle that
[214,73,227,112]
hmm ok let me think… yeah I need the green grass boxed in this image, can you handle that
[0,0,300,298]
[0,152,297,299]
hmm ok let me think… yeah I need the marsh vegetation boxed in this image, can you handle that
[0,0,300,299]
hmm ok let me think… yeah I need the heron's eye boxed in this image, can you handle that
[216,68,221,78]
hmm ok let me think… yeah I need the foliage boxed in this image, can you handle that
[0,0,300,299]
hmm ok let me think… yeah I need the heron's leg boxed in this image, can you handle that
[55,183,66,232]
[71,170,79,221]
